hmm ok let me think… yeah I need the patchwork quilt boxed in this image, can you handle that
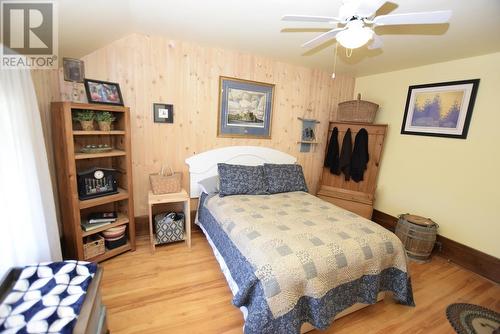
[198,191,414,333]
[0,261,97,334]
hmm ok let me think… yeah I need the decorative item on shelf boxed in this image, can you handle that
[154,212,185,245]
[218,76,274,139]
[60,58,87,103]
[80,144,113,153]
[153,103,174,123]
[88,211,117,224]
[83,234,105,259]
[101,225,127,249]
[401,79,480,139]
[63,58,85,83]
[338,94,378,123]
[84,79,124,106]
[297,117,320,152]
[104,234,127,250]
[395,213,439,263]
[149,166,182,195]
[72,109,95,131]
[101,225,126,239]
[81,211,118,232]
[95,111,116,131]
[81,220,111,232]
[77,167,118,200]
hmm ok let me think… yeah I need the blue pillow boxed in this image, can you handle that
[217,163,268,196]
[263,163,308,194]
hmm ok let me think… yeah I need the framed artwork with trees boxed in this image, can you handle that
[401,79,479,139]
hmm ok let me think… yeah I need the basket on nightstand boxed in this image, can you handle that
[155,212,185,244]
[149,166,182,194]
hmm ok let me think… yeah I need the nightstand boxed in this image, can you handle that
[148,189,191,253]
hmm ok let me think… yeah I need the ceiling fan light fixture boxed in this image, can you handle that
[336,21,373,49]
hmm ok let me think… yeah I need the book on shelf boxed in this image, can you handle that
[87,212,117,224]
[81,221,112,232]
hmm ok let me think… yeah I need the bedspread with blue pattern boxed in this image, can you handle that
[197,192,414,334]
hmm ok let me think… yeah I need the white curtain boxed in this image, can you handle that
[0,68,62,278]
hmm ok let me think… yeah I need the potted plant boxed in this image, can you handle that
[95,112,116,131]
[73,110,95,131]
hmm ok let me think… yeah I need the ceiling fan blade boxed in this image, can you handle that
[355,0,386,17]
[373,10,452,26]
[282,15,341,23]
[368,34,383,49]
[301,28,345,48]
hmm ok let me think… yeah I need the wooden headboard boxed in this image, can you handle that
[185,146,297,198]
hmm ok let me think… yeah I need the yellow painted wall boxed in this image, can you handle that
[355,52,500,258]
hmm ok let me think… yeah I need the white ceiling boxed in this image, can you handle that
[58,0,500,77]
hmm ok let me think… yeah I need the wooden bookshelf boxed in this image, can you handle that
[51,102,136,261]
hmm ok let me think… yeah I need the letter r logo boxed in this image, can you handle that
[2,2,53,55]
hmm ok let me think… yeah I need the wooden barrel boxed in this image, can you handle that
[395,214,439,263]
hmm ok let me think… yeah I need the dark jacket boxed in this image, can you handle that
[339,128,352,181]
[324,127,340,174]
[350,128,369,182]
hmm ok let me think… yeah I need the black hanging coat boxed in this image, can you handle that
[339,128,352,181]
[324,127,340,174]
[350,128,369,182]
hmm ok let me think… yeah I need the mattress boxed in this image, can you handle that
[197,191,414,334]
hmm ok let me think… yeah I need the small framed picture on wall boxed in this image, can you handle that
[153,103,174,123]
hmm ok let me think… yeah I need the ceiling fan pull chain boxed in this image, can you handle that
[332,43,339,79]
[346,48,353,58]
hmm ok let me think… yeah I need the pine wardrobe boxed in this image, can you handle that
[317,121,387,219]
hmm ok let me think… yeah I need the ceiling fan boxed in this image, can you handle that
[282,0,452,50]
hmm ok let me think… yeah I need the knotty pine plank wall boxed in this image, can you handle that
[37,34,354,216]
[31,69,62,224]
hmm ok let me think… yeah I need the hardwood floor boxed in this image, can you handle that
[100,228,500,334]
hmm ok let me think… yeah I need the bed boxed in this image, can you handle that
[185,146,414,334]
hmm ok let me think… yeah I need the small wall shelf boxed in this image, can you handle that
[297,117,320,152]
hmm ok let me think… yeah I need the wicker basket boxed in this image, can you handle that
[149,166,182,194]
[338,93,379,123]
[83,234,105,259]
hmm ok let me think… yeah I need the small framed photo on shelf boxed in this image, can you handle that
[63,58,85,83]
[153,103,174,123]
[401,79,480,139]
[84,79,124,106]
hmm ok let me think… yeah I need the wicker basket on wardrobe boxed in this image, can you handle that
[337,93,379,123]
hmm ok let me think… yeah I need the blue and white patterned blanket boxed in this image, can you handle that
[198,192,414,334]
[0,261,97,334]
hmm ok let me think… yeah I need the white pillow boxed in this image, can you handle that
[198,175,220,195]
